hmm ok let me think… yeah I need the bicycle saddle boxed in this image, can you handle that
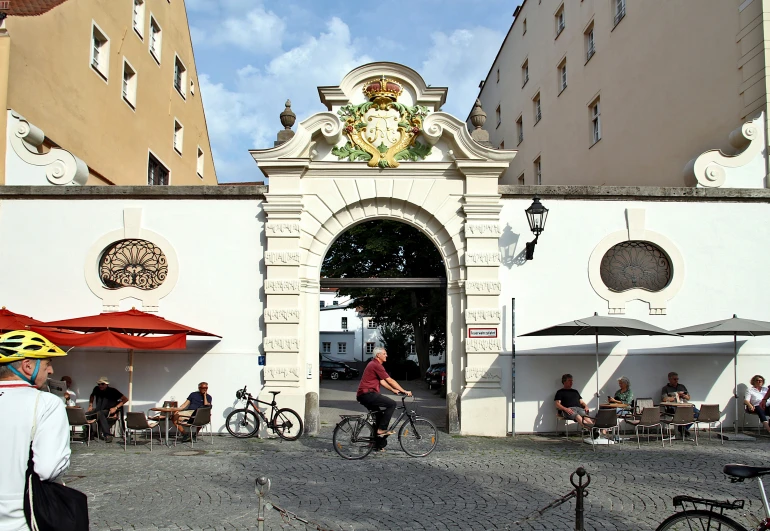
[269,391,281,396]
[724,464,770,479]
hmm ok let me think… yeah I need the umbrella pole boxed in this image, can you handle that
[734,333,738,436]
[128,349,134,412]
[595,333,600,408]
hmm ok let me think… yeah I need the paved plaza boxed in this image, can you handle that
[69,380,770,530]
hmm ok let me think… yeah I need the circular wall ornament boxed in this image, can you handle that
[99,239,168,290]
[599,241,671,293]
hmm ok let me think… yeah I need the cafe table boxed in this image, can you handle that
[600,403,632,409]
[149,406,177,446]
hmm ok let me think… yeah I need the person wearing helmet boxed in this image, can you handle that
[0,330,71,530]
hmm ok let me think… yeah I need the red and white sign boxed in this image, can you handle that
[468,328,497,338]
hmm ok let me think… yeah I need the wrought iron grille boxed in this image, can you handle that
[100,239,168,290]
[599,241,671,292]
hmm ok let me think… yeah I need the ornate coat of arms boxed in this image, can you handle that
[332,75,432,168]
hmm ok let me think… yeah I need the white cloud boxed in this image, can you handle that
[420,27,504,119]
[190,2,285,54]
[198,18,372,182]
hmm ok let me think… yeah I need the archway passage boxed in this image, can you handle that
[320,220,447,377]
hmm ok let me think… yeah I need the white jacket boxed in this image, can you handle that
[0,382,71,531]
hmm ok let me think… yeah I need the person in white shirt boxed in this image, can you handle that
[61,375,77,407]
[0,330,71,531]
[744,374,770,433]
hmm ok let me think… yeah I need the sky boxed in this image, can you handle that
[185,0,520,183]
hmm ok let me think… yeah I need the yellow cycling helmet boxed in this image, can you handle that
[0,330,67,363]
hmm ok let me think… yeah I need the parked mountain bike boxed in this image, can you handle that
[332,393,438,459]
[225,386,303,441]
[655,464,770,530]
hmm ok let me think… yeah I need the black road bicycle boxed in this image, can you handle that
[655,464,770,530]
[225,386,303,441]
[332,393,438,459]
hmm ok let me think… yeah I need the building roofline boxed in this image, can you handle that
[1,0,69,16]
[465,0,528,122]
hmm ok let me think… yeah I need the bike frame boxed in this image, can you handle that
[353,396,417,443]
[242,393,280,431]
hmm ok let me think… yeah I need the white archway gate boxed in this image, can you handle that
[251,62,516,436]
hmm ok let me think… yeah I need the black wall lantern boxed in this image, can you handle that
[524,196,548,260]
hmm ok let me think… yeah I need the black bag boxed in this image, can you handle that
[23,394,89,531]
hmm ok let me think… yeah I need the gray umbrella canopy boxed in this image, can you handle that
[521,312,679,404]
[674,315,770,435]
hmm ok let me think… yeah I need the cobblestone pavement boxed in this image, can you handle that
[69,380,770,530]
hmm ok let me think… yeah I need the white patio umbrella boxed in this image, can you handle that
[674,314,770,436]
[520,312,680,403]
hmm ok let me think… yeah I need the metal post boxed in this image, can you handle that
[570,467,590,531]
[255,476,271,531]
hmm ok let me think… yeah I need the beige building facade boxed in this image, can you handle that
[0,0,217,186]
[474,0,770,187]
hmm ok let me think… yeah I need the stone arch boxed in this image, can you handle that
[302,196,463,284]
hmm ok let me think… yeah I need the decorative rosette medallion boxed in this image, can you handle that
[332,75,432,168]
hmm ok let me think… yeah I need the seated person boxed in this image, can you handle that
[555,373,594,429]
[62,375,77,407]
[661,371,700,437]
[744,374,770,433]
[87,376,128,443]
[172,382,212,442]
[607,376,633,414]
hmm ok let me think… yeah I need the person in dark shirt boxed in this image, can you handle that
[554,374,594,427]
[87,376,128,442]
[660,372,699,438]
[172,382,212,442]
[356,347,411,438]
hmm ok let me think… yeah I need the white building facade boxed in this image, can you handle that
[3,62,770,436]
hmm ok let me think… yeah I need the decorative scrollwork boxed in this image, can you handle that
[600,241,671,293]
[99,239,168,290]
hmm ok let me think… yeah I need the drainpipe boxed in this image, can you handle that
[0,14,10,186]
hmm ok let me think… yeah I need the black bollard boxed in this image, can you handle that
[570,467,590,531]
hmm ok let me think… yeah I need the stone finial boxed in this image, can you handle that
[470,99,486,130]
[275,99,296,146]
[469,99,491,145]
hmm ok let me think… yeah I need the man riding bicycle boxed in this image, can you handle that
[356,347,412,437]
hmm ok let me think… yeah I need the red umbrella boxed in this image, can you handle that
[36,308,220,410]
[0,306,46,332]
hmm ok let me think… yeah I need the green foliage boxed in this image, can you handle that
[394,141,432,162]
[331,142,372,162]
[378,322,411,363]
[321,220,446,374]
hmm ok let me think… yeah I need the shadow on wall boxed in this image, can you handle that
[500,224,525,269]
[53,339,218,411]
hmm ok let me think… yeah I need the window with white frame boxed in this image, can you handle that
[197,147,204,177]
[337,342,346,354]
[90,23,110,81]
[366,343,375,354]
[495,105,501,127]
[409,344,416,354]
[590,98,601,145]
[174,55,187,98]
[521,59,529,87]
[322,342,331,353]
[585,23,595,62]
[148,153,169,185]
[516,116,523,145]
[149,16,162,63]
[341,317,348,330]
[534,157,542,185]
[558,60,567,93]
[523,18,527,34]
[534,93,542,124]
[614,0,626,27]
[555,5,565,37]
[368,319,377,329]
[332,300,339,305]
[173,120,183,154]
[122,60,137,109]
[319,301,326,308]
[132,0,145,39]
[518,173,525,185]
[496,68,500,83]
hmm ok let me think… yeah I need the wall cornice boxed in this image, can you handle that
[499,185,770,202]
[0,185,267,199]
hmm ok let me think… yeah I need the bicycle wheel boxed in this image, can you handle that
[273,408,303,441]
[398,417,439,457]
[655,510,747,531]
[333,418,374,460]
[225,408,260,438]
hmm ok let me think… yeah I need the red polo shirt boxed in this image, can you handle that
[356,361,390,397]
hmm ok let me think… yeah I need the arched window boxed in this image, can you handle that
[599,241,671,293]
